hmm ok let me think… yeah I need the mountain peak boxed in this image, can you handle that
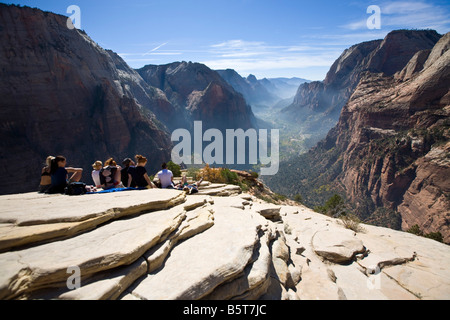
[137,60,258,132]
[247,74,258,83]
[0,4,173,195]
[368,29,442,76]
[281,29,443,137]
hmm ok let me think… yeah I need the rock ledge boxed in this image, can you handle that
[0,184,449,300]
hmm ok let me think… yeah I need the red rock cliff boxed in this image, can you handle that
[0,4,172,194]
[330,32,450,242]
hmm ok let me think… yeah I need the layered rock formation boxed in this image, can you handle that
[0,4,172,195]
[137,62,259,132]
[280,30,442,136]
[265,31,450,243]
[330,31,450,241]
[216,70,279,109]
[1,181,449,300]
[0,4,263,195]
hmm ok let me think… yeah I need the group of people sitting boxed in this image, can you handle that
[38,155,203,195]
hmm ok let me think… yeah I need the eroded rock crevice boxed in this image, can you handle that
[0,183,449,300]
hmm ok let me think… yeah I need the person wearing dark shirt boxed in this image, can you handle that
[128,155,156,189]
[38,156,54,193]
[47,156,83,194]
[121,158,136,188]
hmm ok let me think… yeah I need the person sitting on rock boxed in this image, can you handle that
[156,162,174,189]
[47,155,83,194]
[100,158,122,190]
[128,155,156,189]
[91,160,103,188]
[38,156,54,193]
[121,158,136,188]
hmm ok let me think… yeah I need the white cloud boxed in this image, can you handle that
[341,1,450,33]
[199,39,341,79]
[286,45,322,52]
[211,40,266,49]
[146,52,183,56]
[220,51,268,58]
[344,19,370,31]
[209,40,276,58]
[202,56,337,71]
[119,51,183,57]
[307,31,389,45]
[382,1,432,14]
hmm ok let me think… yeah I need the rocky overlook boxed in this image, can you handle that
[265,31,450,243]
[0,4,261,195]
[0,179,449,301]
[0,3,448,302]
[0,4,172,195]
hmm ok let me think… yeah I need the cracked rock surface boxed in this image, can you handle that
[0,184,449,300]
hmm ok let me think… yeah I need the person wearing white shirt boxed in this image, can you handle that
[157,163,174,189]
[91,161,103,187]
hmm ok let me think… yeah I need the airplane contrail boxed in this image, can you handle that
[143,42,168,56]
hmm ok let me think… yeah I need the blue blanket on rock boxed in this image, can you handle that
[87,187,141,194]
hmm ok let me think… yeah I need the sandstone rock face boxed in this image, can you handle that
[0,189,186,251]
[266,31,450,243]
[333,32,450,241]
[282,206,450,300]
[280,30,441,136]
[312,228,366,264]
[215,69,280,108]
[137,61,259,132]
[130,204,260,300]
[397,142,450,241]
[0,182,449,301]
[105,50,177,131]
[253,203,282,221]
[0,4,172,195]
[0,4,263,196]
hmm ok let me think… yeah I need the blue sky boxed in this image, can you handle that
[3,0,450,80]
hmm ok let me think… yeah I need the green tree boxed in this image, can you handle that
[167,161,181,177]
[407,224,443,243]
[220,168,239,185]
[425,232,443,243]
[315,194,346,217]
[294,194,303,204]
[406,224,423,236]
